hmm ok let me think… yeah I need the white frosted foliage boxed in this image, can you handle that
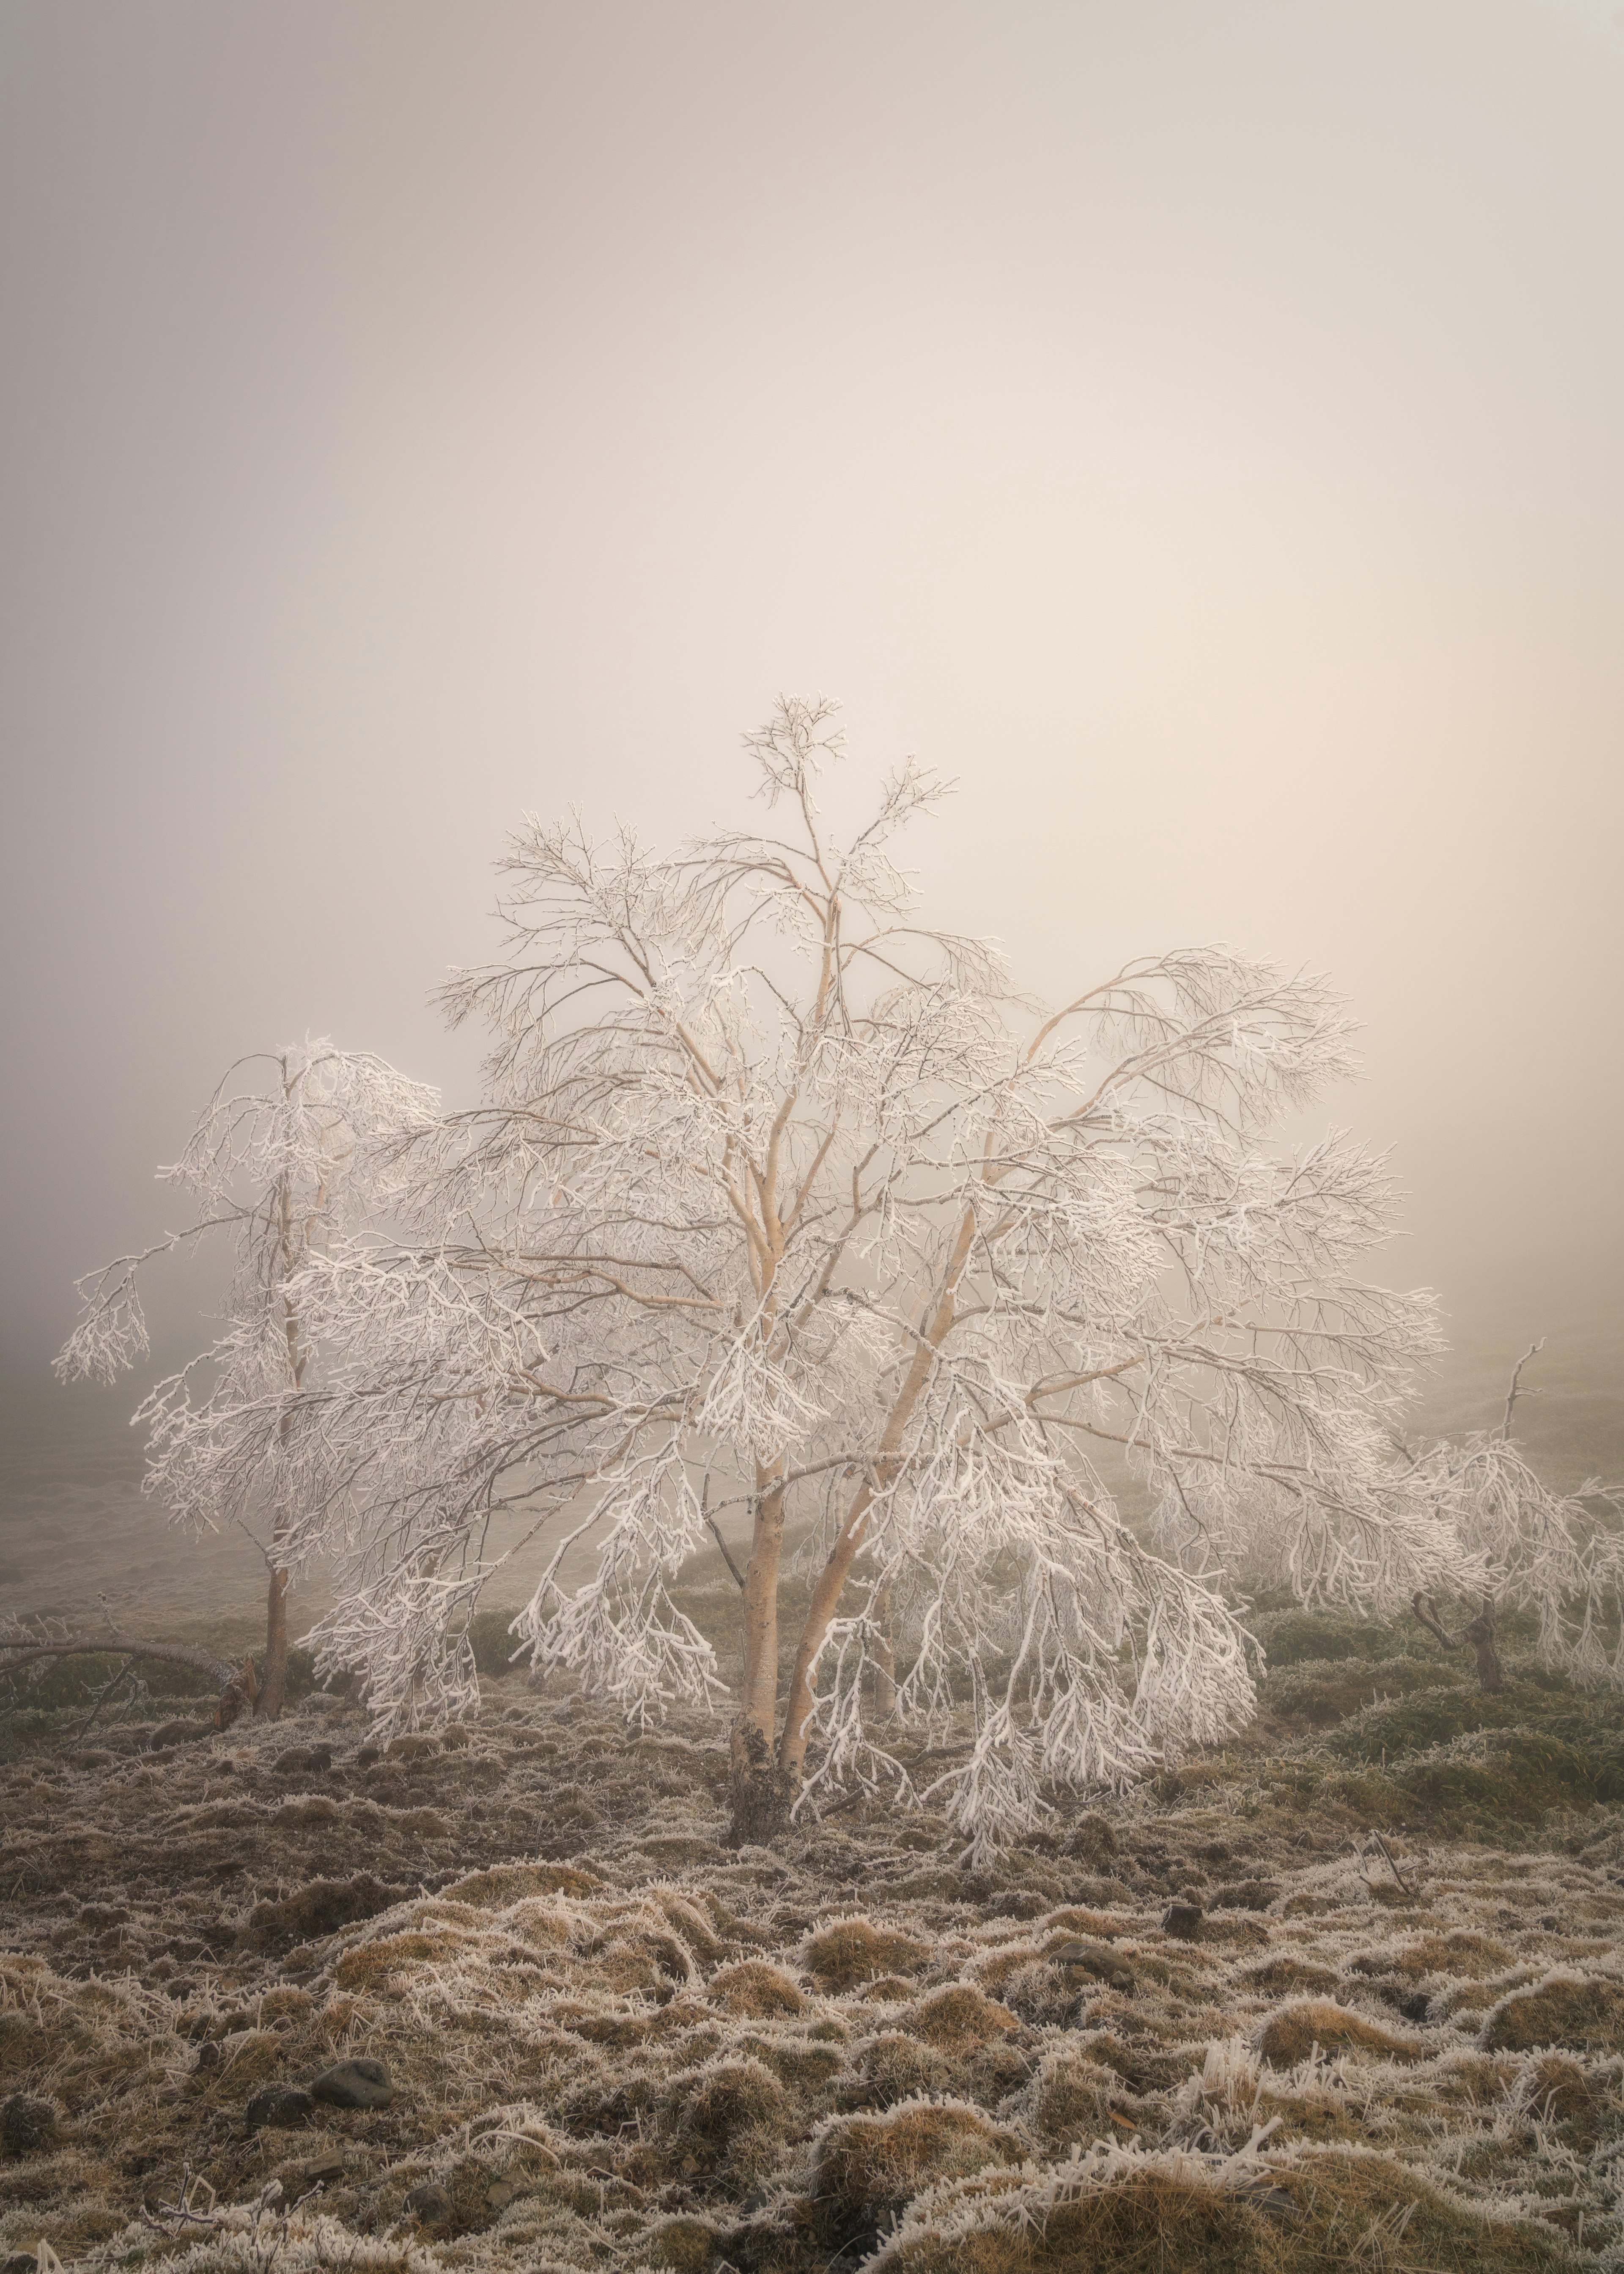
[288,697,1479,1836]
[55,1042,441,1697]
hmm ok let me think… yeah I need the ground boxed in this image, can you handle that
[2,1591,1623,2274]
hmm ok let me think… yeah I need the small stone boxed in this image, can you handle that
[310,2058,394,2109]
[355,1745,382,1768]
[1161,1901,1204,1941]
[2,2253,40,2274]
[0,2093,59,2156]
[1245,2183,1303,2225]
[293,2149,346,2184]
[194,2041,222,2071]
[1051,1939,1136,1991]
[246,2086,317,2129]
[404,2182,452,2222]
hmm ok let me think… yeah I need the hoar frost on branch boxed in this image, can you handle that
[1399,1343,1624,1693]
[55,1043,439,1719]
[287,695,1484,1850]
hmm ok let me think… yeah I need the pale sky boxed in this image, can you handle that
[3,0,1622,1384]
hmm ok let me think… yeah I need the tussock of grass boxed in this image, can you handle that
[804,1917,931,1991]
[1256,2000,1426,2067]
[807,2098,1023,2256]
[1481,1971,1624,2053]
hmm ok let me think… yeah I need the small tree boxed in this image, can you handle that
[55,1042,437,1719]
[297,697,1459,1848]
[1405,1343,1624,1693]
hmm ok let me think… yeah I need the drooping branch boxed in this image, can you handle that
[0,1631,259,1726]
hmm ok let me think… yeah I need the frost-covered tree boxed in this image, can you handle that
[55,1042,438,1718]
[1403,1344,1624,1693]
[296,696,1459,1847]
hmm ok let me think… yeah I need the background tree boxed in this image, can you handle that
[55,1042,437,1719]
[1403,1343,1624,1694]
[298,697,1459,1849]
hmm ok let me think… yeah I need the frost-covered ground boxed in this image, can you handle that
[3,1598,1624,2274]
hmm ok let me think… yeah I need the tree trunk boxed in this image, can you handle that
[728,1719,794,1843]
[1411,1591,1505,1694]
[778,1476,882,1788]
[1460,1598,1505,1693]
[729,1468,789,1842]
[257,1565,291,1720]
[872,1584,897,1717]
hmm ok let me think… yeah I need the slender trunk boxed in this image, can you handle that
[778,1208,976,1788]
[1412,1591,1505,1695]
[728,1469,793,1841]
[1462,1598,1504,1694]
[265,1156,304,1725]
[778,1480,878,1785]
[257,1564,291,1720]
[872,1584,897,1717]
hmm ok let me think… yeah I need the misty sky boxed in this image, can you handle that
[3,0,1622,1389]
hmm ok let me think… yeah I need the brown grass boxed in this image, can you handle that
[870,2150,1575,2273]
[811,2102,1023,2253]
[1482,1974,1624,2053]
[901,1986,1018,2054]
[703,1961,805,2017]
[1257,2001,1426,2068]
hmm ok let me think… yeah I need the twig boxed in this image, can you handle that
[1501,1339,1545,1440]
[1369,1833,1412,1896]
[700,1476,746,1591]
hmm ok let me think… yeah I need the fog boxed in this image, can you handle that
[3,0,1621,1455]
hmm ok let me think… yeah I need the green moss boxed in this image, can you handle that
[1264,1658,1468,1731]
[1328,1686,1525,1762]
[1315,1767,1411,1826]
[1395,1731,1611,1826]
[1251,1607,1426,1669]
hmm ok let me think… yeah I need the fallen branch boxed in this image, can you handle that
[0,1630,258,1728]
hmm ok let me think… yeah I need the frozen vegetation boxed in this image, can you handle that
[3,1589,1624,2274]
[13,699,1621,2270]
[49,699,1624,1851]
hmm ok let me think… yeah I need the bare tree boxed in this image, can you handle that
[295,697,1459,1851]
[55,1042,437,1719]
[1406,1343,1624,1693]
